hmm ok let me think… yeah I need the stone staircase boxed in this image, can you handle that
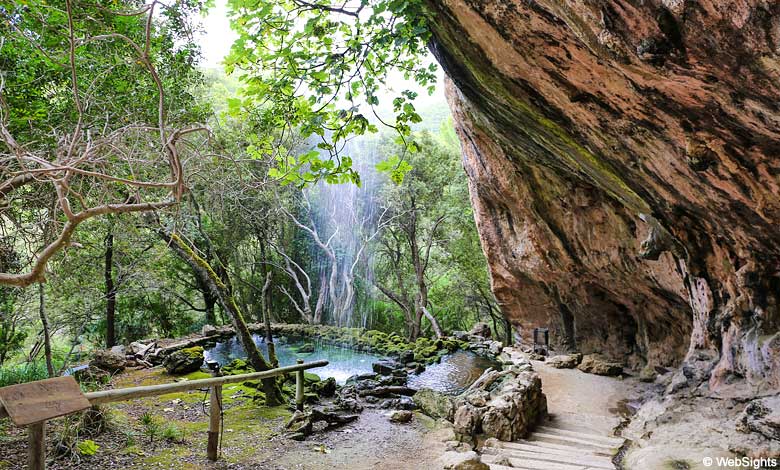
[480,412,626,470]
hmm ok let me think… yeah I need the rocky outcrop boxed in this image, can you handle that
[451,349,547,442]
[428,0,780,395]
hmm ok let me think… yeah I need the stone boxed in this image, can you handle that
[453,404,481,438]
[90,349,126,372]
[372,359,402,375]
[399,350,415,364]
[310,377,337,397]
[163,346,204,375]
[469,322,491,338]
[441,451,489,470]
[388,410,413,423]
[201,324,218,336]
[547,354,580,369]
[413,388,454,420]
[639,365,657,383]
[737,396,780,441]
[577,354,622,376]
[73,365,111,384]
[487,341,503,356]
[453,331,469,341]
[296,342,315,353]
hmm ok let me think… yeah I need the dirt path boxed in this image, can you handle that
[530,359,645,434]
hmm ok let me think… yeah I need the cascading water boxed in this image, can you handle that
[306,137,385,330]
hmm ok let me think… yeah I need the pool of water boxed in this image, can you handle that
[407,350,501,395]
[204,335,382,384]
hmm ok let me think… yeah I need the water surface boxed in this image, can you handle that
[204,335,382,384]
[408,350,501,395]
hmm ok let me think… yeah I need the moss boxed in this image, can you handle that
[180,346,204,359]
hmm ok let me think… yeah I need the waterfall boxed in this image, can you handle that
[307,136,385,329]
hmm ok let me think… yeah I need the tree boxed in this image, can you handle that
[0,0,208,288]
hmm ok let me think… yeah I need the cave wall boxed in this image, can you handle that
[428,0,780,394]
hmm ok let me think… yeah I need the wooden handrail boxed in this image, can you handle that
[0,360,329,418]
[0,360,329,469]
[85,360,329,404]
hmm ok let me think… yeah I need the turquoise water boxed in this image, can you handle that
[407,350,500,395]
[203,334,382,384]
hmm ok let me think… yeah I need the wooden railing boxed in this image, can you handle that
[0,359,328,470]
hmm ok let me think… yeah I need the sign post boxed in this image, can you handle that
[0,376,91,470]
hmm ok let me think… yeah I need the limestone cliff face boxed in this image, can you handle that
[428,0,780,394]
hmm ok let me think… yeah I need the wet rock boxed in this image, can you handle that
[163,346,204,375]
[399,350,415,364]
[737,396,780,441]
[388,410,413,423]
[547,354,580,369]
[310,377,337,398]
[577,354,622,376]
[414,388,455,420]
[90,349,126,373]
[469,322,491,338]
[373,359,402,375]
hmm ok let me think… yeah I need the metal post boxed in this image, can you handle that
[295,359,304,411]
[28,421,45,470]
[207,385,222,461]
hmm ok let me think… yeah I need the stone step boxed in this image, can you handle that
[536,425,625,447]
[528,431,620,451]
[482,453,591,470]
[544,412,620,436]
[498,438,616,457]
[483,439,602,458]
[482,445,614,469]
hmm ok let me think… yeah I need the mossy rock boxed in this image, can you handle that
[303,372,321,384]
[163,346,204,375]
[222,358,254,375]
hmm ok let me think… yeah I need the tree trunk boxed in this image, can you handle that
[161,230,283,405]
[261,271,277,367]
[421,306,443,339]
[203,289,217,326]
[104,226,117,348]
[38,283,54,378]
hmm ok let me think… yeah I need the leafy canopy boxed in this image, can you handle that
[225,0,436,185]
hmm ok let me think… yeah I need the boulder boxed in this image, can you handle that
[163,346,205,375]
[90,349,126,372]
[441,451,489,470]
[388,410,413,423]
[737,396,780,441]
[297,342,315,354]
[201,324,218,336]
[310,377,337,398]
[414,388,455,420]
[399,350,415,364]
[577,354,623,376]
[469,322,491,338]
[547,354,580,369]
[372,359,402,375]
[488,341,503,356]
[73,365,111,384]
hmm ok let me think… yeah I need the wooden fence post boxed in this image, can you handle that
[27,420,45,470]
[295,359,304,411]
[207,385,222,461]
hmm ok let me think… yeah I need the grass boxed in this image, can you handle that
[0,361,61,388]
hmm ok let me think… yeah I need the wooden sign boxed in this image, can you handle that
[0,376,91,426]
